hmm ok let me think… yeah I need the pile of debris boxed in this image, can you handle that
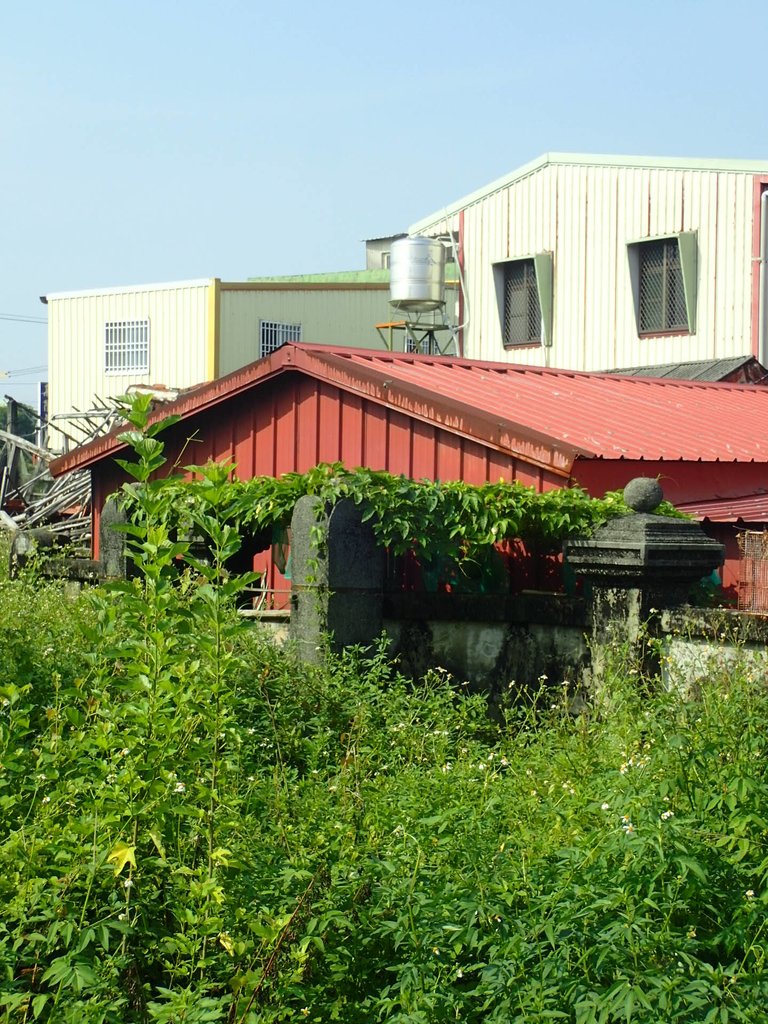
[0,396,126,547]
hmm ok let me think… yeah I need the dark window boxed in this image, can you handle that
[638,239,688,334]
[501,259,541,346]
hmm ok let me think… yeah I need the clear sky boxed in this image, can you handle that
[2,0,767,403]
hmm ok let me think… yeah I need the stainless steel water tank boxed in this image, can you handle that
[389,236,446,313]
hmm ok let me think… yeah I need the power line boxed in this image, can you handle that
[0,313,48,324]
[6,365,47,376]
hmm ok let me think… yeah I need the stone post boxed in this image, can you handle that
[100,496,130,578]
[289,495,385,662]
[564,478,724,688]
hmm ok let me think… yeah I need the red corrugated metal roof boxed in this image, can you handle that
[50,343,768,477]
[677,493,768,522]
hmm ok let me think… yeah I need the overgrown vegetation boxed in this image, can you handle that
[0,408,765,1022]
[140,448,683,566]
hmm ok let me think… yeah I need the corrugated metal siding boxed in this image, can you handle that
[436,161,756,371]
[90,370,562,596]
[218,287,392,375]
[48,282,211,448]
[677,493,768,522]
[55,344,768,483]
[76,343,768,599]
[196,376,555,488]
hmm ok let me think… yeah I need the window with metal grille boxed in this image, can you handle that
[104,320,150,374]
[738,530,768,613]
[259,320,302,358]
[500,259,542,346]
[638,238,688,334]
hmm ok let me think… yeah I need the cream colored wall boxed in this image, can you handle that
[47,280,211,450]
[416,163,756,371]
[217,287,392,376]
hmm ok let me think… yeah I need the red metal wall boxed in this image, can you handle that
[92,373,567,597]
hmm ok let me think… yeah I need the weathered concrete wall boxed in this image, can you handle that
[659,607,768,694]
[382,591,588,701]
[384,618,587,702]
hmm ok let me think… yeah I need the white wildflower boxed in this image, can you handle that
[174,781,186,794]
[601,802,610,811]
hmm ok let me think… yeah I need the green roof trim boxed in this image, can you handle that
[248,263,458,285]
[249,269,391,284]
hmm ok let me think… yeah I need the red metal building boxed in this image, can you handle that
[51,344,768,595]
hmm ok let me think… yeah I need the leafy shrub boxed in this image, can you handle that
[0,413,765,1022]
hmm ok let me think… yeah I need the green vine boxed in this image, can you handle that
[138,459,685,562]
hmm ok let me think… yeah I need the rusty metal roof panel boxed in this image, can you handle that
[606,356,756,381]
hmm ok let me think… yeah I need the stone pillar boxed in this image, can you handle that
[564,478,724,688]
[100,496,129,578]
[9,528,57,578]
[289,495,385,662]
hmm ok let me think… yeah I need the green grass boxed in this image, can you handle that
[0,548,767,1023]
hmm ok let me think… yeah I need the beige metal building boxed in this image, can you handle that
[409,153,768,372]
[44,275,394,450]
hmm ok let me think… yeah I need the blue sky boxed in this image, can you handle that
[2,0,768,402]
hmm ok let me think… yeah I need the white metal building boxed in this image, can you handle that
[44,276,394,449]
[409,153,768,371]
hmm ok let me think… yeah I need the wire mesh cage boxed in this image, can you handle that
[737,530,768,613]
